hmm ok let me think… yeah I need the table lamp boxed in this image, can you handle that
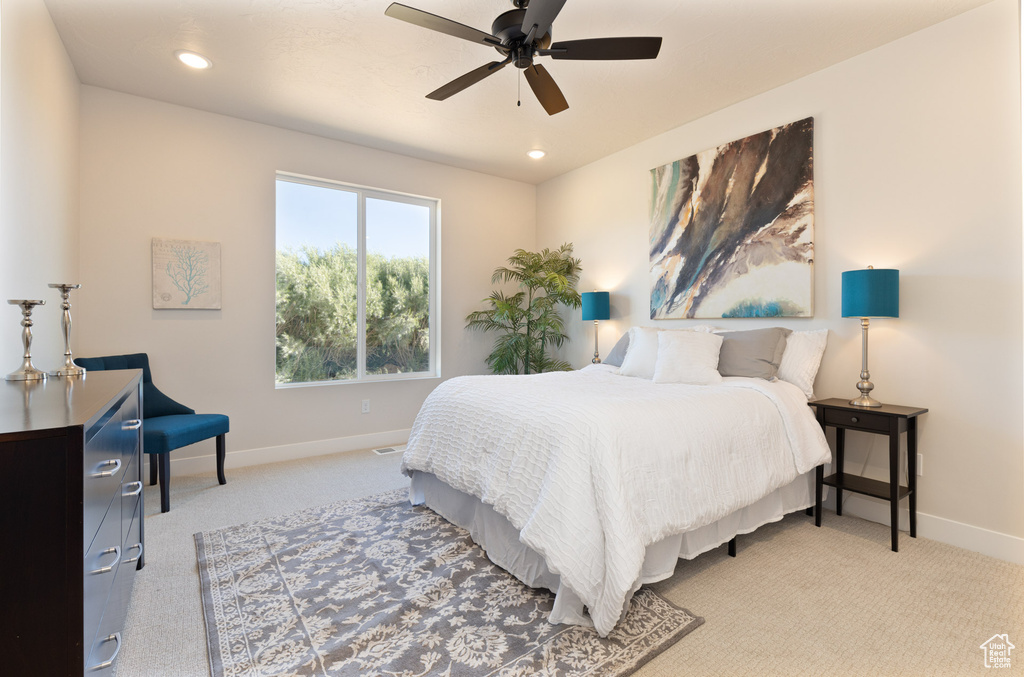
[581,291,610,364]
[841,267,899,407]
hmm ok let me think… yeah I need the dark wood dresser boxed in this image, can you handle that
[0,370,144,676]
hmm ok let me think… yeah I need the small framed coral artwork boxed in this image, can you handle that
[152,238,222,309]
[650,117,814,319]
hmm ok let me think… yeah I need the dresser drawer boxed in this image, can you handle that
[122,488,143,571]
[823,408,891,433]
[120,502,143,611]
[84,570,128,677]
[84,393,141,543]
[121,450,143,545]
[85,629,122,677]
[83,412,126,522]
[83,498,122,654]
[120,394,141,465]
[86,502,140,677]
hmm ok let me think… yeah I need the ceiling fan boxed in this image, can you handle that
[384,0,662,115]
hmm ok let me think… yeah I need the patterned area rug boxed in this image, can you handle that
[195,490,703,677]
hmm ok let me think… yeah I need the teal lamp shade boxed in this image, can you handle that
[581,291,610,321]
[841,269,899,318]
[842,267,898,408]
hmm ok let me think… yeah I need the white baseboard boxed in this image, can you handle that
[150,429,412,479]
[826,492,1024,565]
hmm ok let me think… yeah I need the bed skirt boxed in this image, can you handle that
[409,469,816,628]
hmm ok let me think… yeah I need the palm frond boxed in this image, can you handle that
[466,242,583,374]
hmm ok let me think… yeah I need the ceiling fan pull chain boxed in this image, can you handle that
[518,66,522,107]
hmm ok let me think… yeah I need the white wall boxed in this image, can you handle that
[10,0,1019,559]
[77,86,535,466]
[1,0,80,366]
[537,0,1024,556]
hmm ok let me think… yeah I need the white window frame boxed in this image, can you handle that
[275,171,440,387]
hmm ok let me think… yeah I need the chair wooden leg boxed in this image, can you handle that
[216,434,226,485]
[149,455,158,486]
[158,452,171,513]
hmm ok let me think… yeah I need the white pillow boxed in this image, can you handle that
[618,327,660,379]
[777,329,828,399]
[618,326,719,379]
[653,330,724,385]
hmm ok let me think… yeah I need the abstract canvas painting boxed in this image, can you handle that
[650,117,814,319]
[152,238,222,309]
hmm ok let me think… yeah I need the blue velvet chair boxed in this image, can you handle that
[75,353,229,513]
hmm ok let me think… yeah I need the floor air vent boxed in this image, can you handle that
[373,445,406,456]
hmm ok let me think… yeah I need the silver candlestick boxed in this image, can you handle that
[48,283,85,377]
[6,299,47,381]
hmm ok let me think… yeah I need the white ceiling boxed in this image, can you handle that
[44,0,991,184]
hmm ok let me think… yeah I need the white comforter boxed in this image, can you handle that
[401,364,830,636]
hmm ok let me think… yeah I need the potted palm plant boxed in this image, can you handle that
[466,244,582,374]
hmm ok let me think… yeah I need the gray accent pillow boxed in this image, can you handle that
[602,332,630,367]
[717,327,792,380]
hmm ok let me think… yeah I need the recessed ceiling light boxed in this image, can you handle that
[527,149,546,159]
[175,50,212,70]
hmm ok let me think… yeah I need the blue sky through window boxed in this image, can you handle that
[276,180,429,260]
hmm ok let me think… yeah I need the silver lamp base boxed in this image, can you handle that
[850,318,882,407]
[850,393,882,408]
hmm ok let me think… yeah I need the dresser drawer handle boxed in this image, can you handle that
[123,542,144,565]
[122,419,142,431]
[90,458,122,478]
[123,481,143,497]
[90,546,121,575]
[88,632,121,671]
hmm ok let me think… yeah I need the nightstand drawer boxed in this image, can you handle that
[823,408,890,433]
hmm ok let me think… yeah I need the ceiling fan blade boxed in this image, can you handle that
[521,0,568,41]
[426,61,509,101]
[385,3,501,48]
[543,37,663,60]
[524,64,569,115]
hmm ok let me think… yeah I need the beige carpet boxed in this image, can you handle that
[115,449,1024,677]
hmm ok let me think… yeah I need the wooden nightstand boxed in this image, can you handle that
[809,398,928,552]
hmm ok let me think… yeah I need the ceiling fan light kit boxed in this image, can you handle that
[385,0,662,115]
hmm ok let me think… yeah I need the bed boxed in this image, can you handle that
[401,328,831,636]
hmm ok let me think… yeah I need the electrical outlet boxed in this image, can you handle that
[361,399,370,414]
[917,453,923,476]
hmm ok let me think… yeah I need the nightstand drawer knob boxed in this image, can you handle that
[851,417,859,423]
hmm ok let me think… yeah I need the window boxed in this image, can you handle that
[275,173,438,385]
